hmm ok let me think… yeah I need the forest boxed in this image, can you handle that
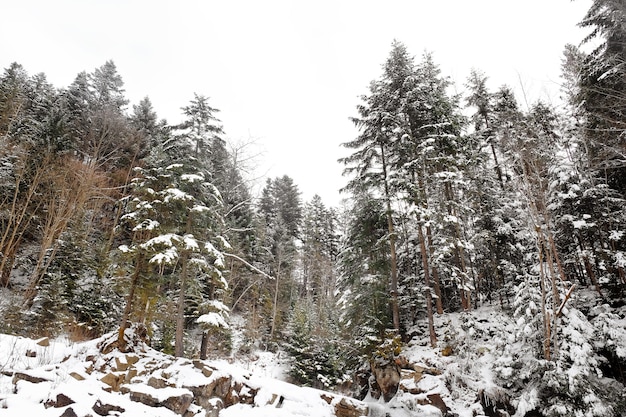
[1,1,625,416]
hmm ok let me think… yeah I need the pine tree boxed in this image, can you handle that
[577,0,626,195]
[339,41,410,334]
[256,175,302,342]
[336,191,393,358]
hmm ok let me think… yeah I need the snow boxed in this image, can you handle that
[190,204,210,213]
[141,233,179,249]
[133,219,160,231]
[1,302,624,416]
[182,234,199,251]
[181,173,204,183]
[130,384,194,402]
[196,312,229,329]
[163,187,194,202]
[0,328,343,417]
[149,247,179,265]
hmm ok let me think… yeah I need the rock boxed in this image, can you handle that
[321,393,369,417]
[148,376,173,389]
[84,364,94,375]
[12,372,50,385]
[44,393,75,408]
[213,376,233,399]
[126,354,139,365]
[115,357,130,371]
[36,337,50,347]
[184,380,221,408]
[192,360,214,378]
[59,407,78,417]
[69,372,85,381]
[130,388,194,415]
[398,371,423,395]
[417,393,450,416]
[237,383,257,404]
[163,393,194,415]
[202,398,223,417]
[129,390,159,408]
[25,350,36,358]
[124,368,138,384]
[333,397,369,417]
[93,399,125,416]
[100,372,124,392]
[114,354,139,371]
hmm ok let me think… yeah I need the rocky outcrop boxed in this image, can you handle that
[6,331,370,417]
[321,394,369,417]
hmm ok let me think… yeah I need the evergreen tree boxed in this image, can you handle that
[337,191,393,358]
[577,0,626,194]
[256,175,302,342]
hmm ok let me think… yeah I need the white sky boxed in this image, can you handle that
[1,0,592,207]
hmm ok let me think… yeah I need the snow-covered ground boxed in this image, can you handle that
[0,329,354,416]
[1,301,624,416]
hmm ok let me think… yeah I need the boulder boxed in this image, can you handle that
[93,399,125,416]
[148,376,173,389]
[59,407,78,417]
[100,372,124,392]
[163,393,194,415]
[44,393,75,408]
[417,393,450,416]
[124,368,138,384]
[130,387,194,415]
[333,397,369,417]
[36,337,50,347]
[69,372,85,381]
[12,371,50,385]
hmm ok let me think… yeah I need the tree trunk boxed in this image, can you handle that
[380,144,401,333]
[175,253,188,357]
[118,253,143,352]
[577,234,603,296]
[537,230,551,361]
[200,331,209,360]
[418,224,437,348]
[425,225,444,314]
[270,252,282,340]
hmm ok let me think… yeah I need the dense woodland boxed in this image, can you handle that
[1,1,626,415]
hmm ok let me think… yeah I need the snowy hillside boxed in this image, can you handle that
[0,326,367,417]
[2,298,623,417]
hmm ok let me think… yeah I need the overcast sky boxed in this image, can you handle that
[1,0,592,207]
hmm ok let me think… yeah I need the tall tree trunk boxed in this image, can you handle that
[118,253,143,352]
[175,215,193,357]
[175,252,188,357]
[270,251,282,340]
[425,225,444,314]
[380,144,401,333]
[418,224,437,348]
[537,234,551,361]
